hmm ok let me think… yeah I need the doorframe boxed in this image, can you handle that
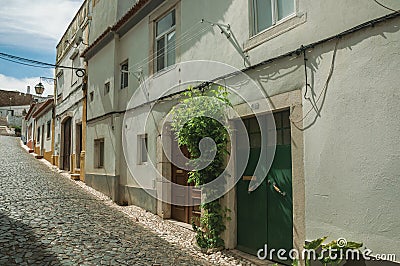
[156,122,173,219]
[222,89,305,254]
[155,122,202,224]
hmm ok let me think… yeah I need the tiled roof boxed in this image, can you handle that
[81,0,150,58]
[0,89,33,107]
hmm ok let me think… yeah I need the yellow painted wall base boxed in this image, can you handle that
[52,155,59,167]
[44,150,52,163]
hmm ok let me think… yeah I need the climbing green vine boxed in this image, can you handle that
[170,85,231,249]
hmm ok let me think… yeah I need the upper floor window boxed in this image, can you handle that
[252,0,295,35]
[57,71,64,96]
[120,61,129,89]
[104,81,110,95]
[155,10,176,72]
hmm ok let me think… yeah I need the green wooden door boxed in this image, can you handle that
[237,111,293,265]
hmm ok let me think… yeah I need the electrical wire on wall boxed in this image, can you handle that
[373,0,399,12]
[289,38,340,129]
[127,21,213,73]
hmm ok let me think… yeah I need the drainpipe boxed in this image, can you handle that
[80,3,91,182]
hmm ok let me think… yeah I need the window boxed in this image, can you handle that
[104,82,110,95]
[274,110,291,145]
[46,121,51,139]
[37,127,41,143]
[57,72,64,96]
[138,134,148,164]
[120,61,129,89]
[90,91,94,102]
[252,0,295,35]
[72,55,80,84]
[155,10,176,72]
[94,139,104,168]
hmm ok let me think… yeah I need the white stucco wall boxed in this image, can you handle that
[35,109,53,152]
[0,105,29,117]
[85,0,400,258]
[302,23,400,258]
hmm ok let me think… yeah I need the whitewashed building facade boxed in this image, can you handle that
[81,0,400,264]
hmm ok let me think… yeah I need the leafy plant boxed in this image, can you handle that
[303,237,363,266]
[171,85,231,249]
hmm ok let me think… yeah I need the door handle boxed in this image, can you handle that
[268,180,286,197]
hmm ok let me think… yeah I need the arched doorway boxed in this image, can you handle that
[61,117,72,171]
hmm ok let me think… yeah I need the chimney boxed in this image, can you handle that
[27,86,31,94]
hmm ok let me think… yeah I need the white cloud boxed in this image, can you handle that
[0,0,83,50]
[0,74,53,96]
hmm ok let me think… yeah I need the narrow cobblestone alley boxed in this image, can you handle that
[0,136,210,265]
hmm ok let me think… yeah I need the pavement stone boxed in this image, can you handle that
[0,136,211,265]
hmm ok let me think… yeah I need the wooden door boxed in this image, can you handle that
[62,118,72,171]
[171,144,201,225]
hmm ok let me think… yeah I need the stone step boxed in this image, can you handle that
[71,174,80,180]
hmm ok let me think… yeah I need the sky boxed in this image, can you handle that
[0,0,83,96]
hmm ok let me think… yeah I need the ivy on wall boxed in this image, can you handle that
[170,85,231,249]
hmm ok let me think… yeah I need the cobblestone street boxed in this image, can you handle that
[0,136,211,265]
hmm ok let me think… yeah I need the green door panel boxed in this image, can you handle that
[267,145,293,264]
[237,148,269,255]
[237,114,293,265]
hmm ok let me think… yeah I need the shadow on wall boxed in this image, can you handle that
[0,212,59,265]
[90,0,236,120]
[251,16,399,130]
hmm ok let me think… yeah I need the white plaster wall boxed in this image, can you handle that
[85,0,400,257]
[87,41,117,120]
[89,0,117,43]
[302,22,400,258]
[0,105,29,117]
[117,0,138,20]
[86,117,116,175]
[178,0,400,71]
[119,104,160,190]
[35,110,53,152]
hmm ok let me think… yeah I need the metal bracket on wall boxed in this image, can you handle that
[201,19,250,67]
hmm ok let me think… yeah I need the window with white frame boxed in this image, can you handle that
[252,0,295,35]
[138,134,148,164]
[120,61,129,89]
[155,10,176,72]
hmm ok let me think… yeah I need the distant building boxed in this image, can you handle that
[0,89,33,128]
